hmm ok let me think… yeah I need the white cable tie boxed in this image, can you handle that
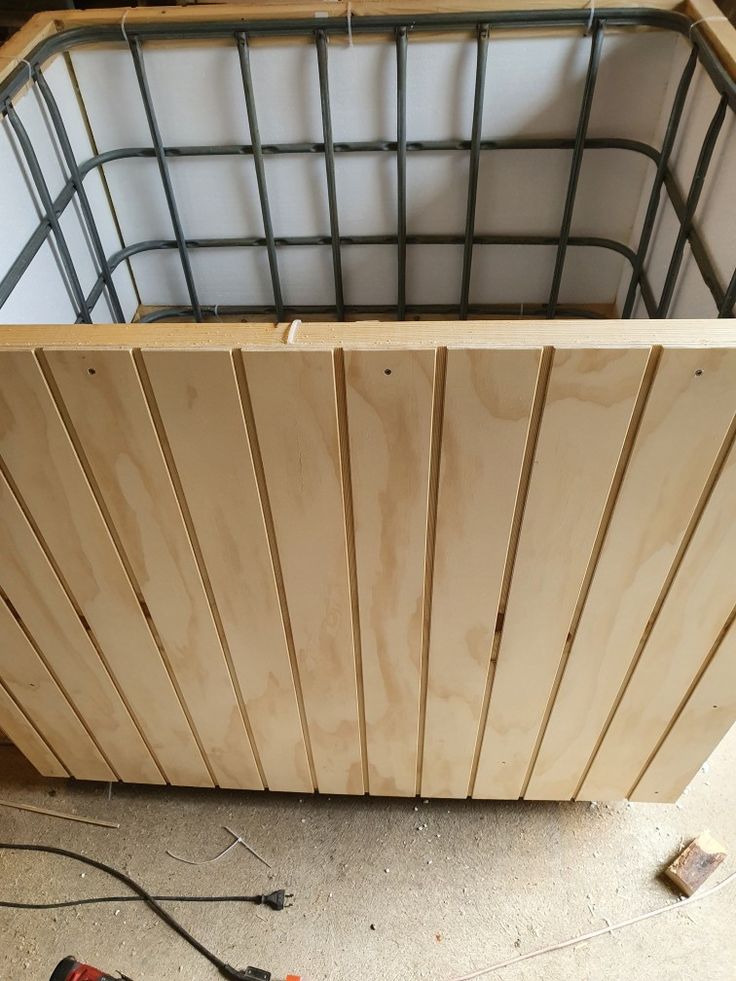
[287,319,302,344]
[347,2,354,47]
[121,7,132,44]
[689,15,728,39]
[0,56,33,87]
[586,0,596,35]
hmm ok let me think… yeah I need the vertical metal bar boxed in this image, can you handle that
[622,50,697,319]
[236,33,284,322]
[719,266,736,318]
[396,26,408,321]
[547,21,604,319]
[657,94,728,318]
[4,103,91,322]
[128,37,202,321]
[316,30,345,321]
[459,24,490,321]
[34,68,126,323]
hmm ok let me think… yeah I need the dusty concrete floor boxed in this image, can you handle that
[1,730,735,981]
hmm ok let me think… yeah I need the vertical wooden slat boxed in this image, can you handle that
[0,350,211,787]
[421,348,541,798]
[142,349,313,793]
[343,349,434,796]
[0,681,69,778]
[0,600,114,781]
[473,348,650,800]
[244,350,363,795]
[631,613,736,802]
[580,429,736,801]
[45,349,262,790]
[527,349,736,800]
[0,469,162,784]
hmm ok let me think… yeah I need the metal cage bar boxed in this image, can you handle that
[128,36,202,321]
[720,267,736,318]
[459,24,491,321]
[236,32,284,321]
[547,20,604,318]
[656,94,729,319]
[316,30,345,322]
[396,26,408,321]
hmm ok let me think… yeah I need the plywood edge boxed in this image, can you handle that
[1,320,736,351]
[0,13,58,86]
[684,0,736,81]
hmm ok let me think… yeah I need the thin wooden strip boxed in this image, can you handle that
[579,424,736,801]
[0,468,162,785]
[527,349,736,800]
[420,348,541,799]
[0,681,68,779]
[0,798,119,829]
[343,349,435,796]
[631,611,736,802]
[0,599,113,781]
[142,349,313,793]
[0,350,211,788]
[472,348,650,800]
[243,350,363,795]
[44,349,262,790]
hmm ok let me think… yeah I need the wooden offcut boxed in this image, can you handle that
[665,832,728,896]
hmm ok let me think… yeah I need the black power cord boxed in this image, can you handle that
[0,843,280,981]
[0,889,292,912]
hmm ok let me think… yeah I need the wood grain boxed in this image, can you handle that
[0,350,211,788]
[143,350,313,793]
[344,349,435,796]
[0,682,68,778]
[45,349,262,790]
[473,348,650,800]
[421,348,541,798]
[580,425,736,800]
[244,350,364,795]
[528,349,736,800]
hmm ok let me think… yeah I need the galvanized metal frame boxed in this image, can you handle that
[1,7,735,324]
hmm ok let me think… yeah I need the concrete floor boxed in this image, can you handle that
[1,730,735,981]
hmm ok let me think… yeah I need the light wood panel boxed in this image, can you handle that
[344,349,435,796]
[473,348,650,800]
[580,424,736,800]
[0,350,212,788]
[0,599,113,781]
[0,682,68,778]
[244,350,364,795]
[421,348,542,798]
[527,349,736,800]
[631,614,736,802]
[142,350,313,792]
[0,468,161,784]
[44,349,262,790]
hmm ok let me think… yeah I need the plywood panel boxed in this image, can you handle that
[580,428,736,800]
[473,348,649,800]
[0,469,161,784]
[344,349,435,796]
[0,682,68,778]
[631,614,736,802]
[421,348,542,798]
[528,348,736,800]
[45,349,262,790]
[244,350,363,795]
[143,349,313,793]
[0,350,212,788]
[0,599,113,781]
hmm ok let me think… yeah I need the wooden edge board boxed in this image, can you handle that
[0,13,57,86]
[1,320,735,351]
[665,831,728,895]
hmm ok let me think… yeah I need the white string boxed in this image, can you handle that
[347,2,354,47]
[120,7,132,44]
[689,15,728,38]
[586,0,596,35]
[213,304,223,322]
[287,319,302,344]
[0,56,33,87]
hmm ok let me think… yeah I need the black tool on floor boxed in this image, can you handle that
[1,843,275,981]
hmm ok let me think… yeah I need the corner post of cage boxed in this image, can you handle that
[236,31,284,322]
[656,93,728,318]
[34,67,126,323]
[315,29,344,321]
[546,18,605,319]
[459,23,490,321]
[128,34,202,322]
[396,25,408,321]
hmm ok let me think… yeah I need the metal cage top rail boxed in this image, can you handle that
[1,7,735,324]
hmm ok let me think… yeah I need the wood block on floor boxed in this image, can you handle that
[665,831,727,896]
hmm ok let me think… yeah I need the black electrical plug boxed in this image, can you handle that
[256,889,294,911]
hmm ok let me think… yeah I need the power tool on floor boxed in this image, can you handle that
[49,958,134,981]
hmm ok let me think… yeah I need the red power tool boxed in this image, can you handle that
[50,958,134,981]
